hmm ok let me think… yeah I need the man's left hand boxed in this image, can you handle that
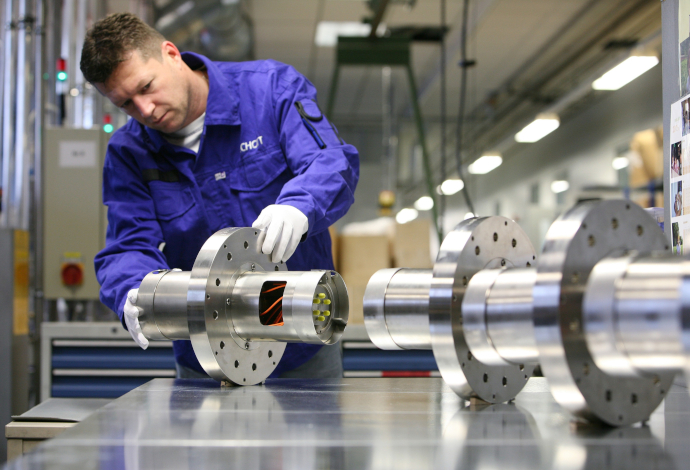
[252,204,308,263]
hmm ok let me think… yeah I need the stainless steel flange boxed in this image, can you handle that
[138,227,349,385]
[534,200,675,425]
[429,216,537,402]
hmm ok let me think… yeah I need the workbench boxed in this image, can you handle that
[3,377,689,469]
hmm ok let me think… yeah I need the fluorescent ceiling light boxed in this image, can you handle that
[155,0,193,29]
[468,155,502,175]
[515,114,560,143]
[612,156,630,170]
[463,212,475,220]
[438,179,464,195]
[396,208,418,224]
[551,180,570,193]
[414,196,434,211]
[315,21,386,47]
[592,56,659,91]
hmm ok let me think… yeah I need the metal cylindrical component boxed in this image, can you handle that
[138,270,192,341]
[138,268,347,346]
[463,268,538,367]
[585,255,687,378]
[363,268,433,350]
[229,270,348,345]
[486,268,539,365]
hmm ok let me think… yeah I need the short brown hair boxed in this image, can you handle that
[80,13,165,84]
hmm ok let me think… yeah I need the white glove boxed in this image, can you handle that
[123,288,149,350]
[252,204,308,263]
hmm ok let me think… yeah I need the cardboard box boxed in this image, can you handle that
[338,235,391,324]
[394,219,433,268]
[629,128,662,187]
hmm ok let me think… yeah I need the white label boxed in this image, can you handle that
[215,171,227,181]
[59,141,98,168]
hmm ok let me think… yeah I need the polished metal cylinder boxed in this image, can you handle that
[486,268,539,365]
[363,268,432,350]
[584,255,687,378]
[614,258,686,375]
[229,270,348,345]
[139,270,191,341]
[463,268,538,366]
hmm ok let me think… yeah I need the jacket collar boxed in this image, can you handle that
[144,52,240,152]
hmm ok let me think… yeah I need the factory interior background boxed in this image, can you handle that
[0,0,686,467]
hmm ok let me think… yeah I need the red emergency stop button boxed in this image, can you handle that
[61,263,84,286]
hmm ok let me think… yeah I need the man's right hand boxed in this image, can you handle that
[124,288,149,350]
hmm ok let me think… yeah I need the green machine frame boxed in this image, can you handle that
[326,36,441,242]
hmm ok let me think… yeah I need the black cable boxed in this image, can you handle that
[439,0,446,237]
[454,0,476,215]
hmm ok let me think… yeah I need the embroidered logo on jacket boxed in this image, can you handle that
[240,136,263,152]
[215,172,226,181]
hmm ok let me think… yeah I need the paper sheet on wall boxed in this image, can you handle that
[669,94,690,254]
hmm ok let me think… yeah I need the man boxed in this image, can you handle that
[81,13,359,378]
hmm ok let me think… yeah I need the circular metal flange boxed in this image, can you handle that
[429,216,537,403]
[188,227,287,385]
[533,200,674,426]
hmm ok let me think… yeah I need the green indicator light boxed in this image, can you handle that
[103,124,114,133]
[57,71,68,81]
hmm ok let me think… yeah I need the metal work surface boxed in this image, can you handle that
[4,377,690,469]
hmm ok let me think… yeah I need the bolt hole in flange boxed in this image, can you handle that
[244,241,249,249]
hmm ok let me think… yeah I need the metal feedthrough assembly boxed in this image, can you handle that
[364,200,690,426]
[364,216,539,404]
[137,227,349,385]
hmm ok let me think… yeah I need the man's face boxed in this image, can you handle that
[95,43,191,133]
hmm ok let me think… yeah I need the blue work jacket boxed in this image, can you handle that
[95,52,359,376]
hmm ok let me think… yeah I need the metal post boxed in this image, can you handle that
[2,0,16,228]
[0,229,14,463]
[381,67,396,193]
[13,0,29,230]
[31,0,45,410]
[405,63,441,244]
[326,63,340,119]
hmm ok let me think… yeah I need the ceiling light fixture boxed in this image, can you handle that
[612,156,630,170]
[551,180,570,194]
[438,179,464,195]
[315,21,386,47]
[468,155,502,175]
[515,114,560,143]
[592,56,659,91]
[396,208,419,224]
[414,196,434,211]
